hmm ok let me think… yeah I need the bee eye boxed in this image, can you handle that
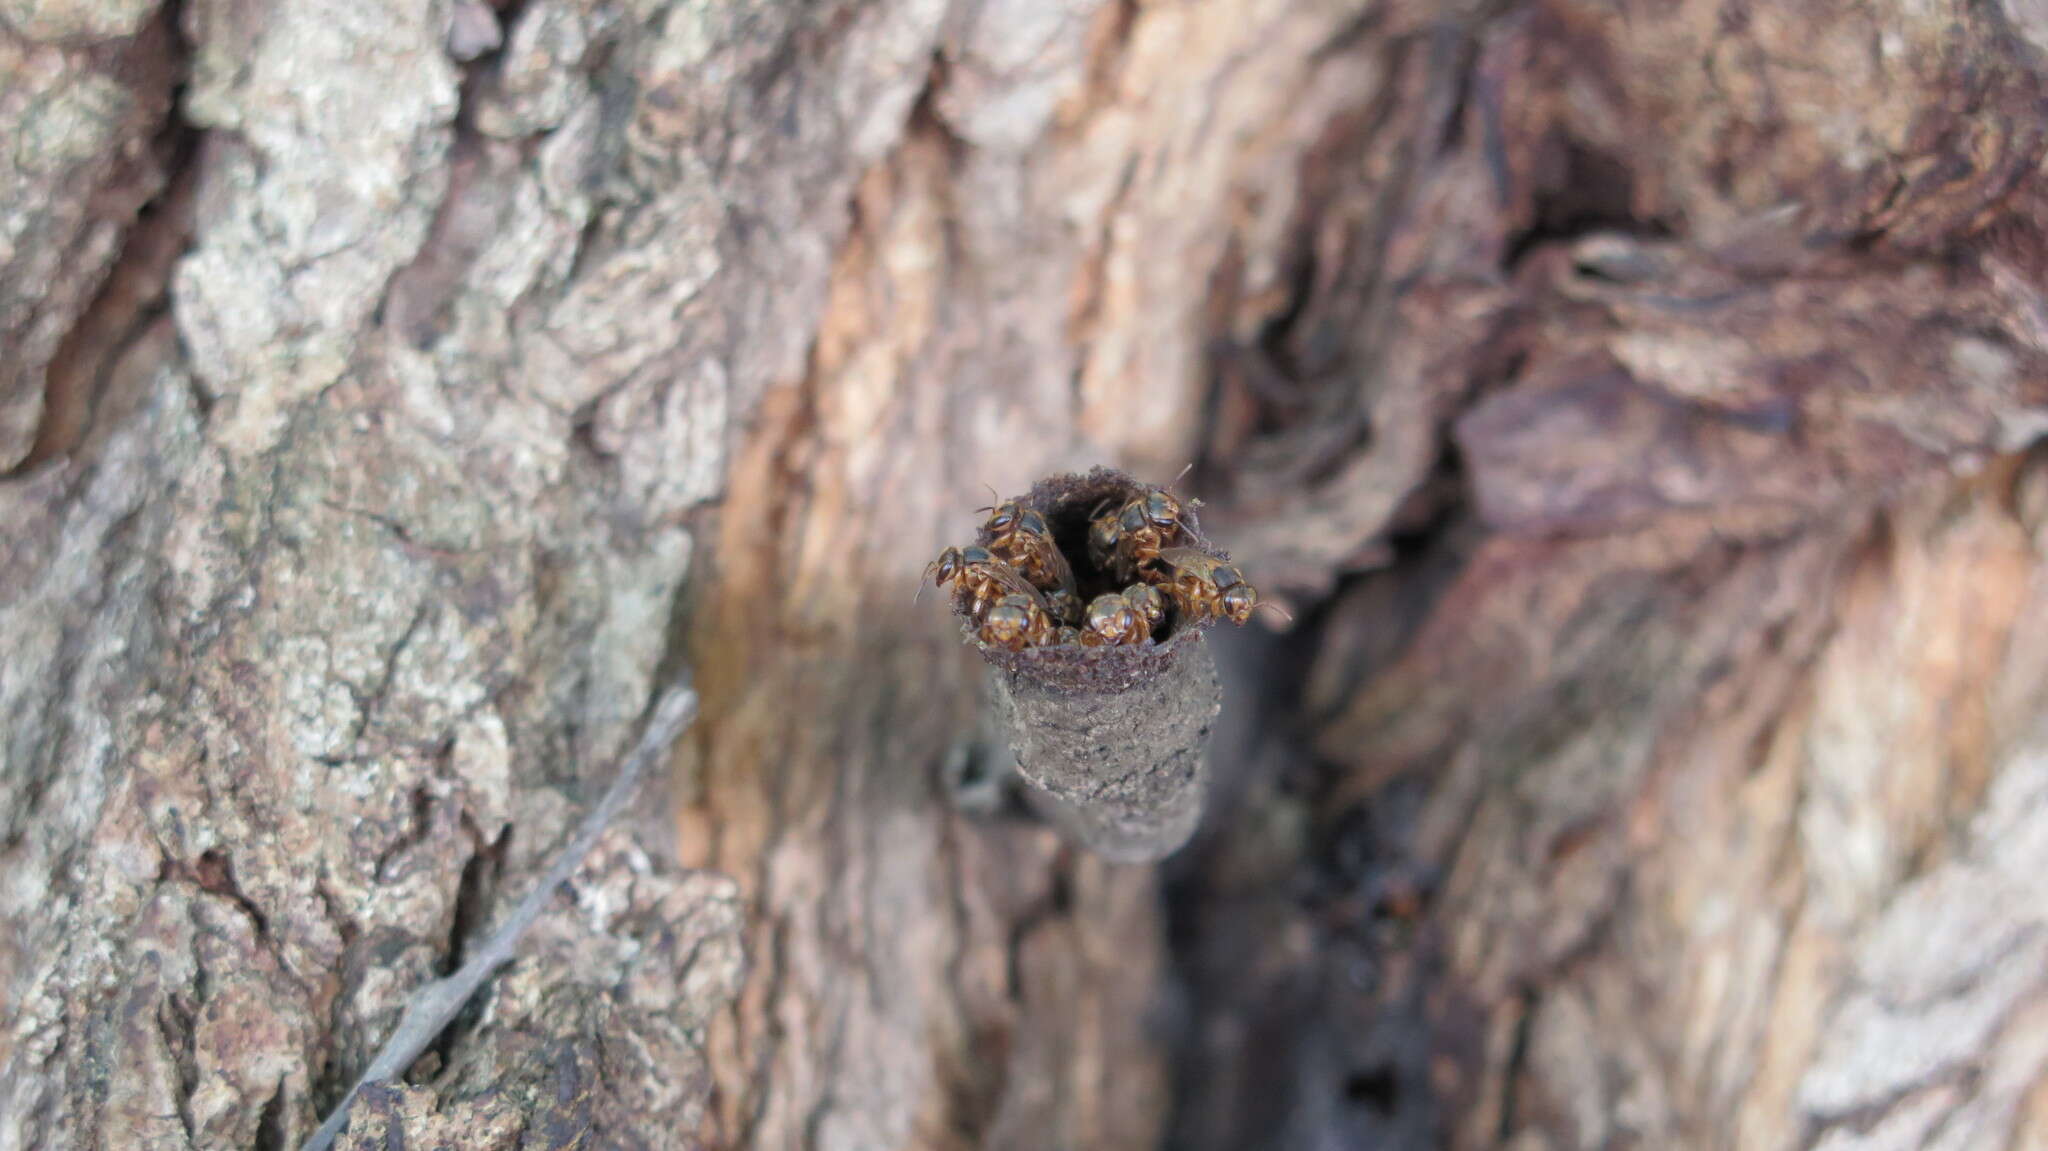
[1222,585,1256,621]
[1020,511,1047,535]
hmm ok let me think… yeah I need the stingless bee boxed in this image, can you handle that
[1123,582,1169,631]
[978,592,1058,651]
[1087,503,1126,575]
[1079,591,1152,647]
[1153,547,1260,625]
[1126,487,1202,566]
[924,545,1053,620]
[981,499,1078,599]
[1089,469,1204,583]
[1044,586,1086,627]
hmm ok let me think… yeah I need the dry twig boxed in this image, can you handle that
[301,682,700,1151]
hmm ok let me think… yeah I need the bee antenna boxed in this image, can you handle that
[1169,462,1195,491]
[1256,600,1295,623]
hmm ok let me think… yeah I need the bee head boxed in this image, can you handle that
[1045,587,1083,625]
[1142,490,1183,529]
[1123,583,1167,627]
[1220,583,1257,624]
[984,500,1020,535]
[981,596,1035,648]
[1086,593,1139,643]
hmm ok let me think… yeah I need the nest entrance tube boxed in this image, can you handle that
[989,637,1220,861]
[955,467,1227,862]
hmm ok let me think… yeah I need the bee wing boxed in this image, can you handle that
[982,560,1053,607]
[1155,546,1220,579]
[1040,536,1079,597]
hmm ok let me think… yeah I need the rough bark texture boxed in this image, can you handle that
[5,0,2048,1149]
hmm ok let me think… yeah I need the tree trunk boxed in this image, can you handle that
[6,0,2048,1147]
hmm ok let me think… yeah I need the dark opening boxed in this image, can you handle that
[1030,473,1181,641]
[1345,1064,1400,1115]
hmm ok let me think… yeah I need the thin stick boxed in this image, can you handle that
[301,682,700,1151]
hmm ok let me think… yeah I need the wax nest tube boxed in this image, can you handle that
[946,467,1231,861]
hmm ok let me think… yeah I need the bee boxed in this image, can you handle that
[1078,591,1152,647]
[1086,499,1157,584]
[1153,547,1260,625]
[924,545,1051,620]
[1122,582,1169,631]
[1089,470,1204,583]
[981,499,1078,599]
[1126,488,1203,568]
[1087,501,1126,575]
[1044,586,1086,627]
[978,592,1058,651]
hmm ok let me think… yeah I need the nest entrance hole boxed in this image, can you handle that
[1016,470,1185,643]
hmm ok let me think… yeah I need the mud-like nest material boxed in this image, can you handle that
[953,466,1230,694]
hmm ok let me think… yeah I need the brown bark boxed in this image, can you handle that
[5,0,2048,1148]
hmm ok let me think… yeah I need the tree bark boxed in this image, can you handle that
[5,0,2048,1149]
